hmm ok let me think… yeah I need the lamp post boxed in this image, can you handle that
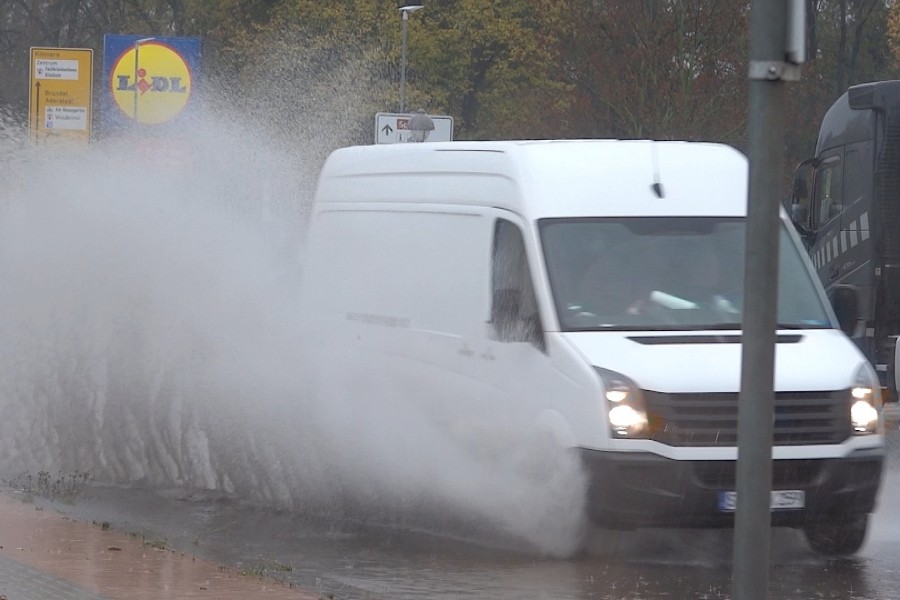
[133,37,155,123]
[399,4,423,113]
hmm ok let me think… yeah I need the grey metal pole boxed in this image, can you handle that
[132,38,154,124]
[400,10,409,113]
[733,1,794,598]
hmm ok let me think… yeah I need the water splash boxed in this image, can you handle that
[0,57,586,557]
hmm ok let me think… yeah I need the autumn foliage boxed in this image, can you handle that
[0,0,898,173]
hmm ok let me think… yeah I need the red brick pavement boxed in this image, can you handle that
[0,492,316,599]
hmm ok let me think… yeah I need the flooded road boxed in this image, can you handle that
[31,413,900,600]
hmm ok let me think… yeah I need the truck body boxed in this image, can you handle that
[791,80,900,399]
[304,139,884,555]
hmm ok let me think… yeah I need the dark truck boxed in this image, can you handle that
[790,80,900,400]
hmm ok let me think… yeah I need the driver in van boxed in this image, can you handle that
[671,242,740,315]
[620,241,742,318]
[576,240,739,319]
[574,244,657,316]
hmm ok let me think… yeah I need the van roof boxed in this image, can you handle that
[316,139,748,219]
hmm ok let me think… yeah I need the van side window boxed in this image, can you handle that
[813,157,843,228]
[490,219,545,351]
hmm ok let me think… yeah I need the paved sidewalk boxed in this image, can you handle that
[0,555,109,599]
[0,492,315,600]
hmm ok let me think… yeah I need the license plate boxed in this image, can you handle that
[718,490,805,512]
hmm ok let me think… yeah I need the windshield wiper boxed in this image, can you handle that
[621,323,744,331]
[567,322,829,333]
[684,322,828,330]
[571,324,739,332]
[776,322,830,330]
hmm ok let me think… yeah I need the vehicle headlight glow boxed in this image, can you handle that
[850,364,881,435]
[609,404,647,430]
[606,389,628,403]
[595,368,648,438]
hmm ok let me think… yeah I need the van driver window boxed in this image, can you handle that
[491,219,545,350]
[814,159,843,227]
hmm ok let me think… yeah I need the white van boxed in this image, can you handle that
[302,139,884,556]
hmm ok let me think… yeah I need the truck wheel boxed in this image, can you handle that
[804,514,869,556]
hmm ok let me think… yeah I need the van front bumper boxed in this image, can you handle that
[578,447,884,529]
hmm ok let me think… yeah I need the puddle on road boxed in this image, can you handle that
[31,481,898,600]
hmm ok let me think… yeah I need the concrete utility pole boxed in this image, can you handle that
[733,2,804,599]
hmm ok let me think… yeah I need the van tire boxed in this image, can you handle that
[803,514,868,556]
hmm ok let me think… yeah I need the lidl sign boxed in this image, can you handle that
[102,34,200,129]
[28,47,93,143]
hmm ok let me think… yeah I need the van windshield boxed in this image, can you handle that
[539,217,832,331]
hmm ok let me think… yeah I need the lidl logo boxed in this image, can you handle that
[110,41,192,125]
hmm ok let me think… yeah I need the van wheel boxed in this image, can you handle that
[804,514,868,556]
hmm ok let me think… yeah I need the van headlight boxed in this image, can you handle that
[595,368,648,438]
[850,363,881,435]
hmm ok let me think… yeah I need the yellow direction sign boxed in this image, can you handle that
[28,47,94,143]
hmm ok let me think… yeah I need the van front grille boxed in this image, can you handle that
[643,390,852,447]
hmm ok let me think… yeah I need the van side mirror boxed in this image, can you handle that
[828,285,859,335]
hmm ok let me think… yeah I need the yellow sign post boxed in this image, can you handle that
[28,47,94,144]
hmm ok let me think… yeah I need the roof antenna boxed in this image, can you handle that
[650,142,665,198]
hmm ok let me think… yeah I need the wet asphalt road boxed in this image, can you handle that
[33,414,900,600]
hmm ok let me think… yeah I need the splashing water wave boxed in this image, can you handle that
[0,94,586,556]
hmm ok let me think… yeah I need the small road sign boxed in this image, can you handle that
[375,112,454,144]
[29,47,93,144]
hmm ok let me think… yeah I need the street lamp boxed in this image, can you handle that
[407,108,434,142]
[133,37,155,123]
[399,3,424,113]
